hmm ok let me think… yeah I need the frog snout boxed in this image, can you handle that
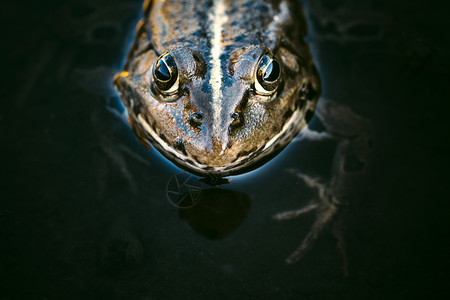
[190,142,236,167]
[189,112,204,127]
[174,109,249,167]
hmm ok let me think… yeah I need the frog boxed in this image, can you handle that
[113,0,321,177]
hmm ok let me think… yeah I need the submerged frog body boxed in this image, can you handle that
[114,0,320,176]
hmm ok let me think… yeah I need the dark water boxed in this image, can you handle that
[1,0,449,299]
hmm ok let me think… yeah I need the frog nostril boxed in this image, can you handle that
[193,112,203,120]
[230,112,243,129]
[189,112,203,127]
[174,138,187,155]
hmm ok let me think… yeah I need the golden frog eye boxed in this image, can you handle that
[153,52,179,95]
[255,54,281,96]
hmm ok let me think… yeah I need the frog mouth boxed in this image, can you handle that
[137,109,305,177]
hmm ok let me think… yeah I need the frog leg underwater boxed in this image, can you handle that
[273,99,373,275]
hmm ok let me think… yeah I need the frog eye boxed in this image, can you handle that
[153,52,179,95]
[254,54,281,96]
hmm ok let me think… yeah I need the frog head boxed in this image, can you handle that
[113,1,320,177]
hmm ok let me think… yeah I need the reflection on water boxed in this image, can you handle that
[179,189,251,240]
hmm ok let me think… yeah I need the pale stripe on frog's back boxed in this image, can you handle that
[208,0,228,151]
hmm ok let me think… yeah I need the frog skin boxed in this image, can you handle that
[113,0,321,177]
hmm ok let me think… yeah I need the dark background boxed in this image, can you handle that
[1,0,449,299]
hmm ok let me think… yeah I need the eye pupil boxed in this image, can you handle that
[152,52,179,97]
[263,60,280,82]
[255,54,280,96]
[155,60,171,81]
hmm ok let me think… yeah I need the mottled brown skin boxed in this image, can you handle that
[114,0,320,176]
